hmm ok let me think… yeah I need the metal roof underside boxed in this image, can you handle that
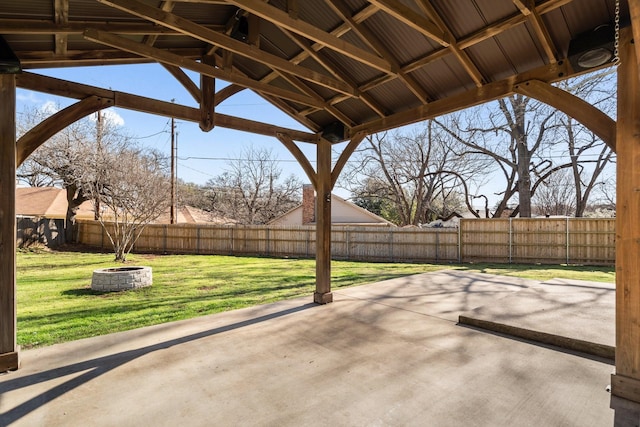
[0,0,629,142]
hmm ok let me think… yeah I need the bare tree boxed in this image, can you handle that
[532,169,576,216]
[17,105,128,240]
[340,120,488,226]
[81,146,171,261]
[554,71,616,217]
[204,146,302,224]
[437,94,562,218]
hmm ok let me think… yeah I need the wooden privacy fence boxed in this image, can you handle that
[76,218,615,265]
[17,216,65,248]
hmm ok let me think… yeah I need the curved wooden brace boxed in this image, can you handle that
[16,95,113,166]
[215,84,245,106]
[276,132,317,189]
[331,131,366,189]
[514,79,616,152]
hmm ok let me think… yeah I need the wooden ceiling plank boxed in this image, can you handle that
[83,29,324,108]
[96,0,357,97]
[222,0,394,74]
[367,0,448,46]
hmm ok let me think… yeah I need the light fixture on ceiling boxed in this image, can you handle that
[321,122,346,143]
[0,35,21,74]
[567,24,615,72]
[230,10,249,42]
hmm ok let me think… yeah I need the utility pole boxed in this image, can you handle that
[170,116,176,224]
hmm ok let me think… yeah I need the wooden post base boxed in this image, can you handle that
[0,349,20,372]
[313,292,333,304]
[611,374,640,406]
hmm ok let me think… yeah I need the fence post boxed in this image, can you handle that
[196,226,201,255]
[509,218,513,264]
[389,228,394,262]
[436,229,439,262]
[346,228,350,260]
[566,217,570,265]
[163,225,168,253]
[457,221,462,263]
[266,228,270,256]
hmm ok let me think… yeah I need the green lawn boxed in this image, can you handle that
[16,249,615,349]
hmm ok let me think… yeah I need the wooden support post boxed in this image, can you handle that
[199,55,215,132]
[612,27,640,407]
[314,138,332,304]
[0,74,19,371]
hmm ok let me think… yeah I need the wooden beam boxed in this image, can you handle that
[16,72,318,143]
[16,96,113,166]
[0,74,18,371]
[514,80,615,151]
[199,55,215,132]
[351,60,572,136]
[415,0,485,86]
[16,48,204,68]
[276,133,318,189]
[512,0,557,63]
[95,0,357,97]
[222,0,394,74]
[54,0,69,56]
[326,0,429,103]
[215,84,244,106]
[367,0,448,47]
[314,137,333,304]
[612,27,640,406]
[0,19,224,35]
[83,29,324,108]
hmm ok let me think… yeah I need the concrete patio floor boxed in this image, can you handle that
[0,270,618,426]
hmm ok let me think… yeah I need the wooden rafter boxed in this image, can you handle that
[352,60,571,136]
[53,0,69,55]
[222,0,394,74]
[366,0,448,46]
[414,0,485,86]
[15,72,318,143]
[326,0,430,103]
[83,29,324,108]
[512,0,557,63]
[96,0,357,97]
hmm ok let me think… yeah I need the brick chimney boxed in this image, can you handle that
[302,184,315,224]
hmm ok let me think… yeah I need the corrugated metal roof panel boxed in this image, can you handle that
[363,9,440,65]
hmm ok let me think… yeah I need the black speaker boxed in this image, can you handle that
[0,36,21,74]
[321,122,346,143]
[567,24,615,72]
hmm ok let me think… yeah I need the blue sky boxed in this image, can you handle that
[17,63,348,194]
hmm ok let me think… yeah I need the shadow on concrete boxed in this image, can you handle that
[0,303,316,425]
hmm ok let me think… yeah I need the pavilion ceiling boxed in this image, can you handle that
[0,0,628,142]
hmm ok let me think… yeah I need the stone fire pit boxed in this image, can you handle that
[91,266,153,292]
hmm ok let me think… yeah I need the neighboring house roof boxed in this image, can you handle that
[154,206,237,225]
[16,187,230,224]
[269,185,394,227]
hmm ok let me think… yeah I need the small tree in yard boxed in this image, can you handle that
[81,147,170,262]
